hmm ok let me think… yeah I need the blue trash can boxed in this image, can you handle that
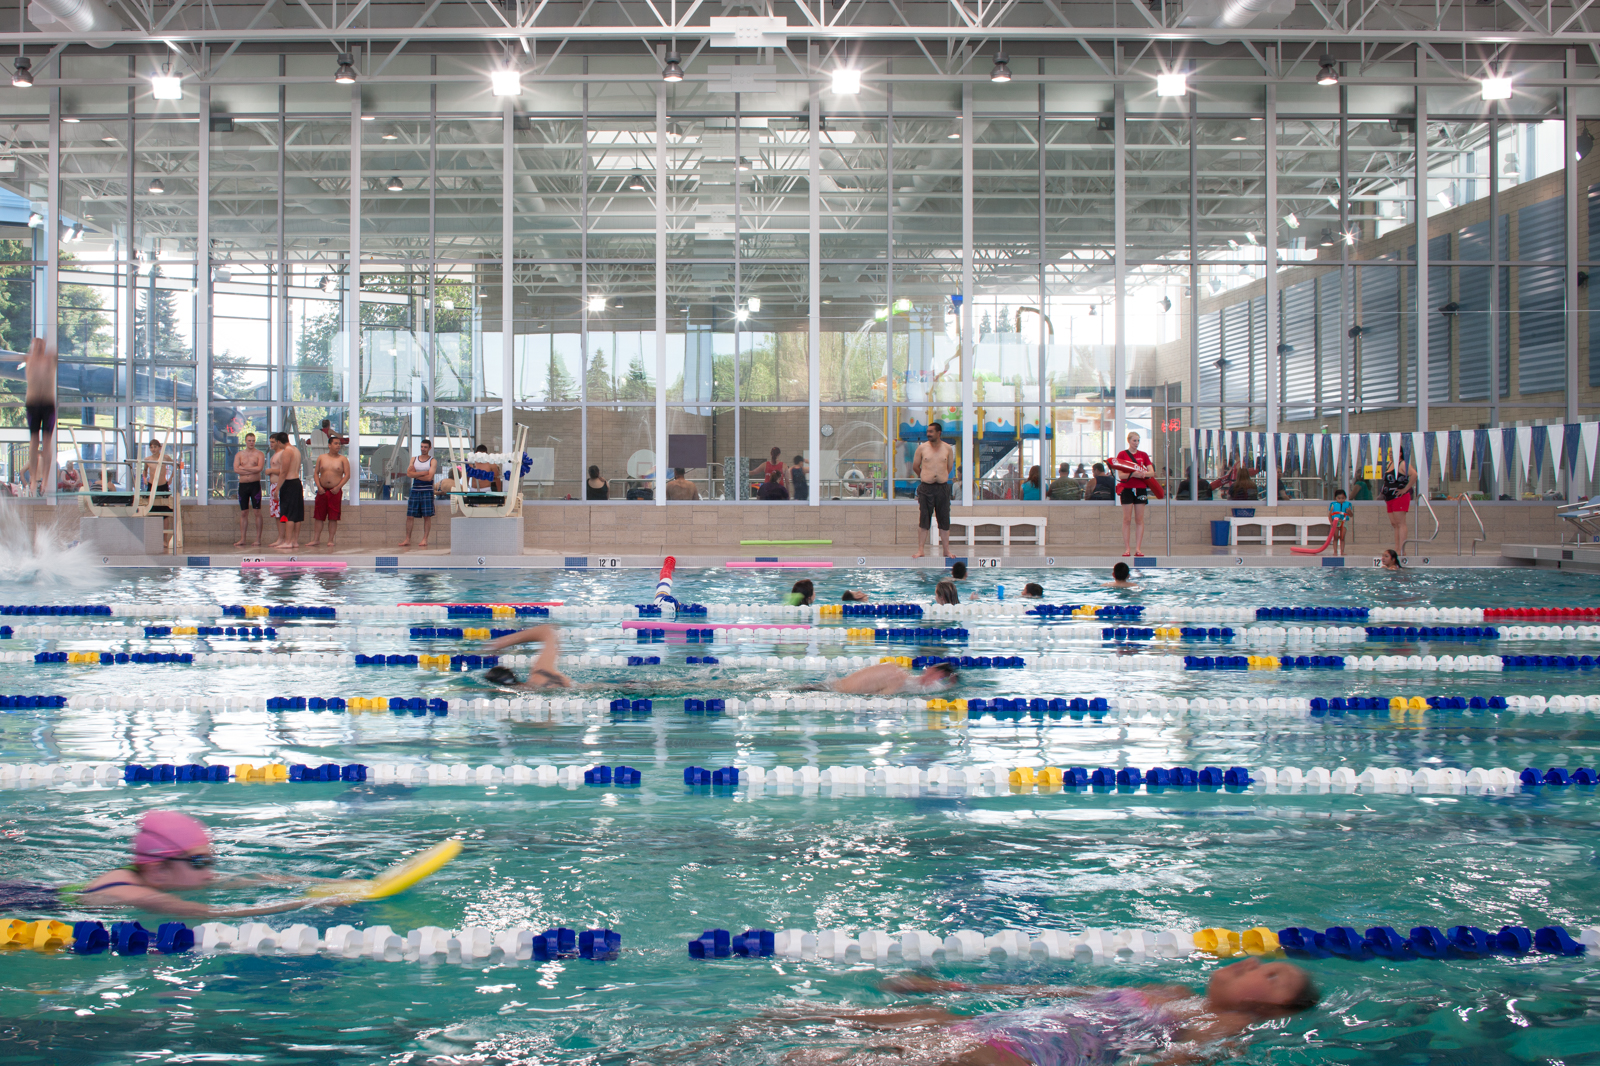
[1211,520,1232,547]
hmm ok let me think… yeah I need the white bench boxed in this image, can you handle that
[947,515,1048,547]
[1229,515,1331,546]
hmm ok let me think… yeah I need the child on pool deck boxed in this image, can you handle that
[1328,489,1353,556]
[772,957,1319,1066]
[1,811,344,919]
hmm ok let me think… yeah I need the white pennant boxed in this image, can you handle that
[1461,429,1476,481]
[1433,431,1448,478]
[1515,425,1534,479]
[1365,433,1380,475]
[1489,430,1505,484]
[1583,422,1599,481]
[1409,432,1425,473]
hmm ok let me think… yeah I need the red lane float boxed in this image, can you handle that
[1484,607,1600,619]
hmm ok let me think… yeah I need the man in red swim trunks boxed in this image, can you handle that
[308,435,350,550]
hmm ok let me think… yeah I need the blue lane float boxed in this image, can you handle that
[1028,604,1145,618]
[1366,626,1499,640]
[911,655,1025,669]
[1280,924,1585,959]
[0,605,113,616]
[841,604,925,618]
[1502,655,1600,670]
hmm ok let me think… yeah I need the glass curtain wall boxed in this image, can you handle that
[1,49,1595,504]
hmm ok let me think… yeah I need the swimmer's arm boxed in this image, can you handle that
[82,884,335,919]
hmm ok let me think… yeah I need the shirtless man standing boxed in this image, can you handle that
[308,436,350,550]
[911,421,956,560]
[233,433,265,547]
[268,432,304,550]
[23,338,57,498]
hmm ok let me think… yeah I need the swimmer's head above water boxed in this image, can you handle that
[916,662,957,689]
[132,810,219,890]
[1206,957,1320,1016]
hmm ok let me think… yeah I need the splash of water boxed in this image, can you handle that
[0,495,103,587]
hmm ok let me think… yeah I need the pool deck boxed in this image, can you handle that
[10,496,1563,569]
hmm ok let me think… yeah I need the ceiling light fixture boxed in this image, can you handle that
[381,129,398,140]
[1316,56,1339,86]
[1319,228,1335,246]
[831,68,861,95]
[627,173,646,191]
[11,57,31,88]
[1342,230,1357,245]
[360,114,375,122]
[62,116,79,123]
[1283,211,1300,228]
[26,212,41,227]
[1245,231,1259,245]
[588,295,606,313]
[386,175,403,191]
[1159,296,1172,312]
[1155,72,1187,97]
[747,296,761,313]
[1436,189,1454,209]
[736,156,752,171]
[151,72,182,100]
[490,68,522,97]
[1579,126,1594,160]
[147,178,165,194]
[334,54,356,84]
[990,54,1012,83]
[1480,76,1512,101]
[736,307,750,322]
[662,55,684,82]
[946,124,961,140]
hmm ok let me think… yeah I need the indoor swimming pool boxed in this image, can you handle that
[3,562,1600,1066]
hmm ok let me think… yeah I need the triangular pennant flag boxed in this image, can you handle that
[1563,423,1582,476]
[1433,431,1448,478]
[1583,422,1599,481]
[1301,433,1317,477]
[1409,432,1424,472]
[1461,428,1476,481]
[1490,429,1507,486]
[1326,434,1338,479]
[1515,425,1534,479]
[1424,432,1438,476]
[1530,425,1548,481]
[1273,433,1284,471]
[1365,433,1380,475]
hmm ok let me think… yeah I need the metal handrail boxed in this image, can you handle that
[1451,493,1487,556]
[1403,492,1441,557]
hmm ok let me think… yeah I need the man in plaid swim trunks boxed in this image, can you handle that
[395,438,437,548]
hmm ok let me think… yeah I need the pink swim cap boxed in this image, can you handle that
[132,810,211,864]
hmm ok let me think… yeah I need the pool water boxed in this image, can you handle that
[3,564,1600,1066]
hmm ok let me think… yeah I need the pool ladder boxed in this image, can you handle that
[1403,493,1486,558]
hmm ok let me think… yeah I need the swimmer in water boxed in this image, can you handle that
[842,590,871,602]
[481,623,573,688]
[1382,548,1404,570]
[935,578,960,605]
[826,660,956,696]
[0,810,344,918]
[1103,561,1138,588]
[1021,582,1044,598]
[771,957,1318,1066]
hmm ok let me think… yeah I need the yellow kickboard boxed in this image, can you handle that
[304,838,462,901]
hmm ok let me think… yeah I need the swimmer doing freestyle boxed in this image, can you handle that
[767,957,1319,1066]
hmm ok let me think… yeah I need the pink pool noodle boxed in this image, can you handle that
[619,620,809,633]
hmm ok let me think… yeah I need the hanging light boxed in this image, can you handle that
[1480,77,1512,101]
[588,295,607,313]
[1342,229,1358,245]
[490,68,522,97]
[1436,188,1454,209]
[318,275,331,291]
[1319,228,1335,246]
[1578,126,1594,160]
[11,57,31,88]
[147,177,166,194]
[663,55,684,83]
[381,129,398,141]
[150,72,182,100]
[735,307,750,322]
[831,68,861,95]
[69,222,83,241]
[1316,56,1339,86]
[1283,211,1300,228]
[746,296,761,313]
[990,54,1012,83]
[946,124,961,140]
[736,156,752,171]
[26,212,42,227]
[334,54,357,84]
[627,173,647,191]
[386,175,404,192]
[1155,72,1187,97]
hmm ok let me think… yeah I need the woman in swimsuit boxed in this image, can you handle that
[773,957,1317,1066]
[0,811,341,919]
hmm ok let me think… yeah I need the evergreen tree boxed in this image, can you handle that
[134,283,188,362]
[620,351,651,400]
[544,346,577,401]
[586,347,612,400]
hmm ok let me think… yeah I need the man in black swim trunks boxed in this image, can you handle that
[911,421,955,560]
[481,624,573,689]
[234,433,265,547]
[23,337,57,498]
